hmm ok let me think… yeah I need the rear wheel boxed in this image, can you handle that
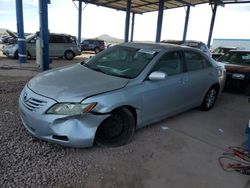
[95,108,135,147]
[64,50,74,60]
[14,51,31,60]
[200,86,218,111]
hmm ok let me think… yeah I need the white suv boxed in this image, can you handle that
[2,33,81,60]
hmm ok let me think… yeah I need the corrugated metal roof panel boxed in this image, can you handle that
[78,0,250,14]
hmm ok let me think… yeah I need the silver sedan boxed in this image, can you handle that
[19,43,225,148]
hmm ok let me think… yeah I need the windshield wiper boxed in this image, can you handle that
[81,62,97,70]
[108,73,131,79]
[89,67,108,74]
[81,63,131,78]
[81,62,109,74]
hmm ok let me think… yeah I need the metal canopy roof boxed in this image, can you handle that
[79,0,250,14]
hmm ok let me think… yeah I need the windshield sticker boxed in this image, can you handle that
[138,49,157,55]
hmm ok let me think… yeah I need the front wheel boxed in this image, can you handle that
[27,51,32,60]
[95,108,135,147]
[64,50,74,60]
[200,86,218,111]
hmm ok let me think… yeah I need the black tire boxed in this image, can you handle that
[95,107,135,147]
[14,50,18,59]
[64,50,74,60]
[27,51,31,60]
[94,47,100,54]
[14,50,31,60]
[245,84,250,96]
[200,86,218,111]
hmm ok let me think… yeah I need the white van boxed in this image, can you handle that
[2,32,81,60]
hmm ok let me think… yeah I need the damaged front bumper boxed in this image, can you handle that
[19,85,109,148]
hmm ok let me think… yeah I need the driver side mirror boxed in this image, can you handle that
[148,71,167,81]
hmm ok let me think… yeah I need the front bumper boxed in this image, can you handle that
[2,45,16,58]
[225,72,249,89]
[19,85,109,148]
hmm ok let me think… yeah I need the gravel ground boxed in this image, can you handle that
[0,77,88,187]
[0,76,151,187]
[0,75,249,187]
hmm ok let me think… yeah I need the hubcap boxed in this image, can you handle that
[67,52,73,59]
[206,89,216,108]
[102,115,124,139]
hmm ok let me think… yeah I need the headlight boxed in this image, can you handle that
[47,102,97,115]
[216,66,225,81]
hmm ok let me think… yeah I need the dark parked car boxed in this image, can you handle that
[212,46,237,60]
[161,40,211,57]
[218,50,250,95]
[81,39,106,54]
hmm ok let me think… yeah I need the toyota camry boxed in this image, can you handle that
[19,42,225,148]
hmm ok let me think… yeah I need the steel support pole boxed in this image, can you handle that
[207,4,217,49]
[39,0,50,71]
[78,0,82,45]
[15,0,26,63]
[130,13,135,42]
[124,0,131,42]
[155,0,164,42]
[182,5,190,42]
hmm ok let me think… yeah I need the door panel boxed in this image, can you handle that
[140,74,188,124]
[140,51,189,124]
[183,51,213,106]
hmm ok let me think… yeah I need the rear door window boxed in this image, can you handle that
[153,51,184,76]
[49,35,64,43]
[184,51,211,71]
[82,40,89,45]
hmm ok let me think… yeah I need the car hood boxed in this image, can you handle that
[223,63,250,73]
[6,29,17,38]
[28,63,129,102]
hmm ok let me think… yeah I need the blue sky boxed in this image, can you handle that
[0,0,250,45]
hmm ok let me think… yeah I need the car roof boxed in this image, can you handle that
[120,42,201,52]
[50,33,75,37]
[161,40,183,44]
[83,39,104,41]
[182,40,205,44]
[161,39,205,45]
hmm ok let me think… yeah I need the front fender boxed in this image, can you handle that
[83,85,143,127]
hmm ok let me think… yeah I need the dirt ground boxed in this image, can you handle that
[0,53,250,188]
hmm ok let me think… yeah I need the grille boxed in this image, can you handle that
[23,97,47,112]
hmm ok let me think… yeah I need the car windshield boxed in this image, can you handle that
[81,45,158,79]
[218,51,250,66]
[213,47,235,54]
